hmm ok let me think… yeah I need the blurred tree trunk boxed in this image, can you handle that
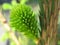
[38,0,59,45]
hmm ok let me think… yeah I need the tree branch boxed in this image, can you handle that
[0,11,20,45]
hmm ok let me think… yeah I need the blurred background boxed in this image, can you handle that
[0,0,60,45]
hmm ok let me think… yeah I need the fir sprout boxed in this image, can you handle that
[10,4,40,40]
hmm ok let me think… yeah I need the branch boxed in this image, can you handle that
[0,11,20,45]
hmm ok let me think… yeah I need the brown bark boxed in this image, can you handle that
[39,0,59,45]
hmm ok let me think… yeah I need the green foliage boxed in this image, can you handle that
[10,40,16,45]
[10,4,40,40]
[0,32,9,41]
[18,34,28,45]
[11,0,18,6]
[2,0,18,10]
[2,3,12,10]
[58,40,60,45]
[20,0,28,4]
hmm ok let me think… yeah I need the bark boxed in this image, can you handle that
[38,0,59,45]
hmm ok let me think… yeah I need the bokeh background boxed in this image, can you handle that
[0,0,60,45]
